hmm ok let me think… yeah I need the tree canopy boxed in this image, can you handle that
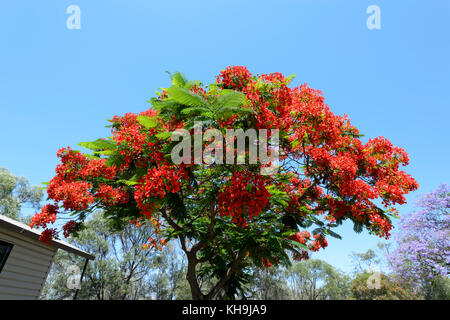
[31,66,418,299]
[0,167,42,221]
[387,183,450,299]
[350,272,417,300]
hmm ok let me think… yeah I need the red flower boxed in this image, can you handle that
[39,228,58,244]
[217,170,271,225]
[95,185,129,206]
[134,164,187,218]
[217,66,252,90]
[30,204,58,229]
[62,220,79,238]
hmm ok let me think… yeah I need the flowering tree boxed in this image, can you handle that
[387,184,450,299]
[31,66,418,299]
[350,272,417,300]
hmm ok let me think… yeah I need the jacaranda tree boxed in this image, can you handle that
[387,184,449,299]
[31,66,418,299]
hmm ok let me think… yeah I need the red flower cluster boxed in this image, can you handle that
[48,180,94,211]
[62,220,79,238]
[260,72,286,83]
[46,148,121,211]
[138,218,167,251]
[39,228,58,244]
[217,171,271,225]
[30,147,124,241]
[142,238,167,251]
[293,251,310,261]
[80,159,116,180]
[95,185,129,206]
[112,113,149,155]
[54,147,89,179]
[262,258,273,268]
[214,67,418,239]
[30,204,58,229]
[111,109,169,172]
[217,66,252,90]
[134,164,187,219]
[289,230,311,245]
[283,177,323,216]
[310,234,328,252]
[289,231,328,261]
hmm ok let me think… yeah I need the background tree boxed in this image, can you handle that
[31,66,418,299]
[286,259,350,300]
[246,266,291,300]
[42,211,188,300]
[0,167,42,221]
[149,242,188,300]
[350,249,380,274]
[387,184,450,300]
[350,272,417,300]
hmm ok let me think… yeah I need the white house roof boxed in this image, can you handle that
[0,214,94,260]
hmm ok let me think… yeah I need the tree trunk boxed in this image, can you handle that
[185,250,234,300]
[186,251,207,300]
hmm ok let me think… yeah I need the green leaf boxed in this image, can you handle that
[171,72,187,87]
[136,115,158,129]
[281,230,297,237]
[78,138,116,151]
[312,228,324,236]
[166,86,206,107]
[291,139,300,148]
[285,74,296,84]
[117,179,138,186]
[105,152,124,168]
[353,222,363,233]
[288,239,309,251]
[180,106,210,115]
[326,229,342,240]
[84,154,101,160]
[207,83,219,95]
[155,131,172,139]
[215,91,245,109]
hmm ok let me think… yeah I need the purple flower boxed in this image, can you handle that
[387,184,450,292]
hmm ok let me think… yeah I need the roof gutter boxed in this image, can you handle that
[0,214,95,260]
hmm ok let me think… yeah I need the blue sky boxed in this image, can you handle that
[1,0,449,274]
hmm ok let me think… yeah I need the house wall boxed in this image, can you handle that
[0,226,57,300]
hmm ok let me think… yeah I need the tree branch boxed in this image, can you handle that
[206,246,246,300]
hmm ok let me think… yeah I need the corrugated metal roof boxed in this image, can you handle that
[0,214,95,260]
